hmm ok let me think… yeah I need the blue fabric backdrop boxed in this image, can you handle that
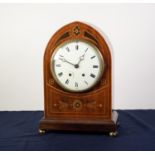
[0,110,155,151]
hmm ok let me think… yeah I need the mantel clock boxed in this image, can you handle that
[39,21,118,136]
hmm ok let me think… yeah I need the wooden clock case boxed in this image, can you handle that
[39,21,118,135]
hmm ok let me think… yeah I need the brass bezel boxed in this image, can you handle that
[50,39,105,93]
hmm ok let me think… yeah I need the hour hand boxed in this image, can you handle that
[78,54,85,64]
[76,48,88,65]
[75,53,85,67]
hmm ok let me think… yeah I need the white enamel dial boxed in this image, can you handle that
[50,40,104,92]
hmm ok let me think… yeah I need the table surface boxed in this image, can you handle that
[0,110,155,151]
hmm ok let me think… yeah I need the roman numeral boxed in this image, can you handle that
[75,82,78,87]
[75,45,78,50]
[91,56,96,59]
[93,65,98,68]
[90,73,96,78]
[85,48,88,52]
[65,79,69,85]
[66,47,70,52]
[56,64,61,67]
[84,81,88,85]
[58,72,63,77]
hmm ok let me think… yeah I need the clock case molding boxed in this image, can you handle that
[39,21,118,133]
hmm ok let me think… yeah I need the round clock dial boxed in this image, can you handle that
[50,40,104,92]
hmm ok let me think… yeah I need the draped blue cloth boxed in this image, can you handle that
[0,110,155,150]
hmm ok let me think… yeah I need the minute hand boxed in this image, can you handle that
[59,57,75,66]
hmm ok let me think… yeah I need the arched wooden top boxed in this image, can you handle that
[44,21,112,94]
[44,21,111,68]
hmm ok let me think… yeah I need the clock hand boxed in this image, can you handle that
[76,48,88,66]
[73,54,85,69]
[59,57,76,66]
[77,54,85,65]
[76,48,88,67]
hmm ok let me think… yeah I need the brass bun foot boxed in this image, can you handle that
[39,129,46,134]
[109,131,118,137]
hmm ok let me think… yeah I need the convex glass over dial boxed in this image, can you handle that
[50,40,105,92]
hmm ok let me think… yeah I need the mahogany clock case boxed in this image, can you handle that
[39,21,118,133]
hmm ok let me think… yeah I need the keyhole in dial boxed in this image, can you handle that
[82,73,85,77]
